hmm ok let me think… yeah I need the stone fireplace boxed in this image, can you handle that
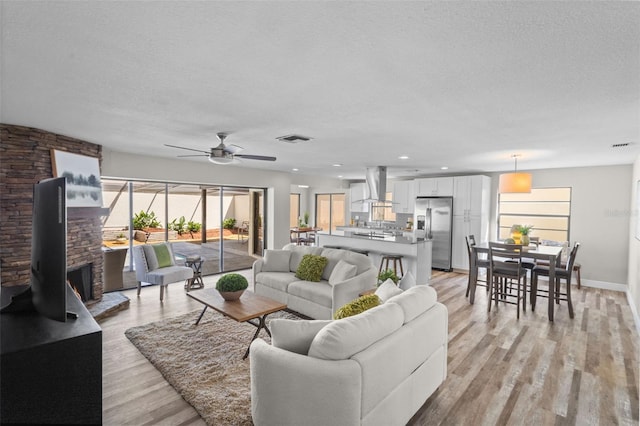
[0,124,105,302]
[67,263,94,302]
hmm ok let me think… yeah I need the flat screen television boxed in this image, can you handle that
[1,177,68,322]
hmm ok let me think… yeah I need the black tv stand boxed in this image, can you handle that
[1,284,102,424]
[0,285,35,314]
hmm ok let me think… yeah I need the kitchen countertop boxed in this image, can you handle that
[328,230,425,244]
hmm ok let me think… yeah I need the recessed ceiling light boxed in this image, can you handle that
[398,155,409,160]
[332,163,342,167]
[441,166,449,170]
[292,168,299,172]
[338,175,343,178]
[298,184,309,188]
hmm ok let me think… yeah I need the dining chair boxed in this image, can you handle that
[488,242,528,319]
[465,235,489,298]
[530,242,580,319]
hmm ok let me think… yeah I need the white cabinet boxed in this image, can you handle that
[415,177,454,197]
[451,175,491,270]
[392,180,415,213]
[453,175,490,217]
[452,215,484,270]
[350,183,369,213]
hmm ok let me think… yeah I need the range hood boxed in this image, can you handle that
[362,166,393,204]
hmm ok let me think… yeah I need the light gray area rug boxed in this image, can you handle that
[125,308,298,425]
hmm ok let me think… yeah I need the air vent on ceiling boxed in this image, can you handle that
[611,142,634,148]
[276,134,313,143]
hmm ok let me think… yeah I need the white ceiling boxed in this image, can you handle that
[2,1,639,180]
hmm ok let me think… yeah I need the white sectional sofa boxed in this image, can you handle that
[250,285,448,426]
[252,244,378,319]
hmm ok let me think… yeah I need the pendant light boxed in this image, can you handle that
[499,154,532,193]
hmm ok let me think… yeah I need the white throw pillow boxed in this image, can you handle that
[328,260,358,286]
[398,270,416,291]
[308,302,404,360]
[270,319,333,355]
[262,250,292,272]
[375,278,403,302]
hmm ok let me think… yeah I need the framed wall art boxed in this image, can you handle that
[51,150,103,208]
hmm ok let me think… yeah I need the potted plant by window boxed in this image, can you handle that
[215,273,249,301]
[115,232,128,244]
[517,225,534,245]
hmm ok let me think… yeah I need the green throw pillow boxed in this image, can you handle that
[153,244,173,268]
[295,254,328,282]
[334,294,381,320]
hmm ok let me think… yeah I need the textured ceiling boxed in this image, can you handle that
[1,1,639,180]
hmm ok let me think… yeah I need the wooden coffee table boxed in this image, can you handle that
[187,289,287,359]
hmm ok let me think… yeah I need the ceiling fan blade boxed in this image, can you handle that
[164,144,209,154]
[224,144,244,154]
[235,154,277,161]
[177,154,208,158]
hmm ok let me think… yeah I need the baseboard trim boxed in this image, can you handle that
[579,279,627,293]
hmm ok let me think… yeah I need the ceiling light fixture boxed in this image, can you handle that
[441,166,449,170]
[499,154,532,193]
[398,155,409,160]
[332,163,342,167]
[208,156,234,165]
[292,168,299,172]
[298,184,309,188]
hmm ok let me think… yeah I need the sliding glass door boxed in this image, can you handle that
[102,178,265,287]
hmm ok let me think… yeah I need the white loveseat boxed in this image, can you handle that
[252,244,378,319]
[132,242,193,301]
[250,285,448,426]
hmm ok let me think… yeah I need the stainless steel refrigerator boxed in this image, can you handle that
[414,197,453,271]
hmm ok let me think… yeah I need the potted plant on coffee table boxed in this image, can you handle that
[216,273,249,301]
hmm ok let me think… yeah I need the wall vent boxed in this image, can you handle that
[276,134,312,143]
[611,142,633,148]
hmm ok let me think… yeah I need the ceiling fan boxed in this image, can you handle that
[165,132,276,164]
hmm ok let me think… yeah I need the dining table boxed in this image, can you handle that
[469,242,564,321]
[290,227,320,245]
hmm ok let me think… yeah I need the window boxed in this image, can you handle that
[290,193,300,227]
[498,187,571,242]
[316,193,346,233]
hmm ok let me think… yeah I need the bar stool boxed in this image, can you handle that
[378,254,404,279]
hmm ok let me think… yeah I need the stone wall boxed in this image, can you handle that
[0,124,104,301]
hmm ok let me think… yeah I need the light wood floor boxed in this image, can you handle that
[101,270,639,425]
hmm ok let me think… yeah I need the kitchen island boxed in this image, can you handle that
[317,232,432,284]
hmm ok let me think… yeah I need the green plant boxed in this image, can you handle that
[304,212,310,225]
[187,221,201,232]
[168,216,187,235]
[215,273,249,292]
[222,218,236,229]
[517,224,534,235]
[378,269,399,285]
[133,210,161,230]
[116,232,126,239]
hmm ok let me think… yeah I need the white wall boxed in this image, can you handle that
[627,155,640,330]
[487,165,633,287]
[102,149,342,249]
